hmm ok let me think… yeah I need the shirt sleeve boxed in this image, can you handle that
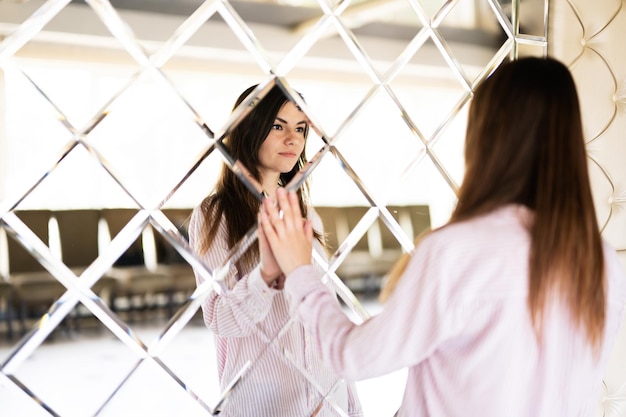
[347,379,364,416]
[284,234,456,381]
[189,206,279,337]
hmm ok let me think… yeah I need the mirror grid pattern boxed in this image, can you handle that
[0,0,548,415]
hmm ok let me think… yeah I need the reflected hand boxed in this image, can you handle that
[258,207,284,289]
[259,188,313,276]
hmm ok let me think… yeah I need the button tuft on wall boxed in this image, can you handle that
[615,79,626,112]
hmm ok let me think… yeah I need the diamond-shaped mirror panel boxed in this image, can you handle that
[0,0,548,415]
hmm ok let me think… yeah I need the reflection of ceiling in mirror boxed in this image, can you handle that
[2,0,508,78]
[103,0,507,44]
[5,0,513,42]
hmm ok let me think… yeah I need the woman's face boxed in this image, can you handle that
[257,101,307,181]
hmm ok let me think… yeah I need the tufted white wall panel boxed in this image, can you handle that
[549,1,626,415]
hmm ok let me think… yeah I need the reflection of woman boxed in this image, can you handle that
[260,57,626,417]
[189,84,362,416]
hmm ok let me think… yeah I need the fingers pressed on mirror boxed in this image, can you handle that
[274,188,302,230]
[261,198,281,233]
[259,190,314,276]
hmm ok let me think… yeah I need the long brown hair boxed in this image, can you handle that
[456,56,605,349]
[196,84,314,272]
[385,57,606,350]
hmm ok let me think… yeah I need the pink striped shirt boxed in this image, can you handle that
[189,206,362,417]
[285,205,626,417]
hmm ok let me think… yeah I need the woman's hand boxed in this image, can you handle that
[258,203,284,289]
[258,188,313,276]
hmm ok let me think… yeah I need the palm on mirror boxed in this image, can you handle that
[259,188,313,276]
[257,220,285,288]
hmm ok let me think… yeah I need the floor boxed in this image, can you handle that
[0,303,407,417]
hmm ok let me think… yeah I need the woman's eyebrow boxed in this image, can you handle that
[275,117,308,125]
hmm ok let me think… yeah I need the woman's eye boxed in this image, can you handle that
[296,126,306,133]
[272,124,282,130]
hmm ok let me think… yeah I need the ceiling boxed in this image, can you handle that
[101,0,510,48]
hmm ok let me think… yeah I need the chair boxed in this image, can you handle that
[382,205,431,255]
[102,208,172,320]
[315,205,432,294]
[404,205,431,238]
[153,208,197,310]
[315,206,375,289]
[312,206,343,256]
[55,209,118,326]
[7,210,67,333]
[0,279,14,339]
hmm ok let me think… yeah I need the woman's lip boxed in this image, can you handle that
[279,152,297,157]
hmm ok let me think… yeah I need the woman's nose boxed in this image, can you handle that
[285,129,300,145]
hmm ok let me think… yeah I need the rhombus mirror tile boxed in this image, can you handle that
[0,0,545,415]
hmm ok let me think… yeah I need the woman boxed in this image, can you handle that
[189,84,362,416]
[259,57,626,416]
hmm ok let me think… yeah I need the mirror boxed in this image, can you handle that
[0,0,547,415]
